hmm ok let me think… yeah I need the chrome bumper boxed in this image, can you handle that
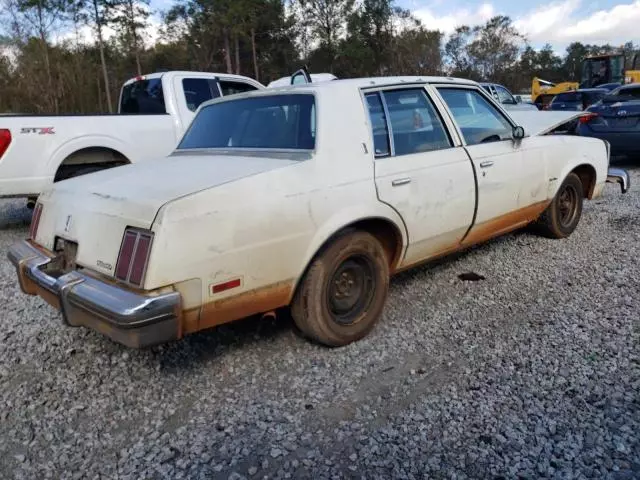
[7,240,181,348]
[606,168,630,194]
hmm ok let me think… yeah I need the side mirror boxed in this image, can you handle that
[515,95,522,103]
[513,125,525,139]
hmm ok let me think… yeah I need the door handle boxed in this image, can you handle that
[479,160,494,168]
[392,178,411,187]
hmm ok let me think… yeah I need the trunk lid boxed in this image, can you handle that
[35,152,299,277]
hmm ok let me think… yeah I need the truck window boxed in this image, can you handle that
[219,80,259,96]
[183,78,220,112]
[120,78,166,114]
[178,94,316,151]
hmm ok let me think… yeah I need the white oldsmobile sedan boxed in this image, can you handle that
[9,75,629,348]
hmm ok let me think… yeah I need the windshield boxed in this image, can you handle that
[178,94,316,151]
[120,78,166,114]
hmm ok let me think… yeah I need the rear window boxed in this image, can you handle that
[553,92,580,103]
[178,94,316,150]
[120,78,166,114]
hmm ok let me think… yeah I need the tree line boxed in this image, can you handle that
[0,0,637,114]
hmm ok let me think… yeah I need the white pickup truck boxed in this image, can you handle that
[0,70,264,206]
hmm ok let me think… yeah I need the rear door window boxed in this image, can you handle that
[120,78,166,114]
[182,78,220,112]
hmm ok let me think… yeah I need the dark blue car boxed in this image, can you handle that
[548,88,608,111]
[577,84,640,158]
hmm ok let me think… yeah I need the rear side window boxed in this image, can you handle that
[364,93,390,156]
[219,80,259,96]
[178,94,316,151]
[120,78,166,114]
[183,78,220,112]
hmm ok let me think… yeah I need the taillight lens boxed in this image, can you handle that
[115,228,153,287]
[0,129,11,158]
[29,203,43,240]
[579,112,598,124]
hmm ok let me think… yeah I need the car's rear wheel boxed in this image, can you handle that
[291,230,390,347]
[535,172,584,238]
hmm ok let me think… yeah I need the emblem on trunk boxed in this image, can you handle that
[64,215,72,233]
[97,260,113,271]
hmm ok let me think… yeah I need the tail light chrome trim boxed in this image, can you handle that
[115,228,154,287]
[29,203,43,240]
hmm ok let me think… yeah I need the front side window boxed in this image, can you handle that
[495,86,516,104]
[178,94,316,151]
[183,78,220,112]
[437,88,513,145]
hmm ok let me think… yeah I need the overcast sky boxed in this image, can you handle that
[400,0,640,51]
[53,0,639,54]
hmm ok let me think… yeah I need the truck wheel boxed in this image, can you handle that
[535,172,584,239]
[291,230,390,347]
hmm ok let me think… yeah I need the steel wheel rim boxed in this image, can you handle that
[326,255,376,326]
[558,184,578,227]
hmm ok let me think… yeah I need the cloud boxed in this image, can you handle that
[412,2,496,35]
[413,0,640,50]
[51,5,163,48]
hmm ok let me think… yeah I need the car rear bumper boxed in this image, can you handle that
[606,168,631,194]
[7,240,182,348]
[578,128,640,155]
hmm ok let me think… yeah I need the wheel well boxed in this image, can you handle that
[571,164,597,199]
[54,147,130,182]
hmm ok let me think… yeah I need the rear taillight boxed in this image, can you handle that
[29,203,43,240]
[115,228,153,287]
[579,112,598,124]
[0,129,11,158]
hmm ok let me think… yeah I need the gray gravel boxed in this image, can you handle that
[1,162,639,479]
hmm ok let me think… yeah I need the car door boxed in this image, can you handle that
[432,85,548,246]
[366,86,476,266]
[171,74,222,132]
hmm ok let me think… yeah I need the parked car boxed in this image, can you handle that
[0,71,265,207]
[8,74,629,349]
[577,84,640,157]
[547,88,608,111]
[480,82,539,111]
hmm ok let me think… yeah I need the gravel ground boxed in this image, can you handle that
[0,163,639,479]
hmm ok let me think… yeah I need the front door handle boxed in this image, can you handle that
[392,178,411,187]
[479,160,494,168]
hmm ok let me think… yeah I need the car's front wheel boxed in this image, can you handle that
[291,230,390,347]
[535,172,584,238]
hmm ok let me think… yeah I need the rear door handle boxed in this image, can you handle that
[479,160,494,168]
[392,178,411,187]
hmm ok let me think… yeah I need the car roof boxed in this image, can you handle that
[266,76,478,93]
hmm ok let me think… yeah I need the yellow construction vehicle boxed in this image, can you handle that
[531,52,640,109]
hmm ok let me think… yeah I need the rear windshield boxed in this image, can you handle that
[178,94,316,150]
[553,92,580,102]
[120,78,166,114]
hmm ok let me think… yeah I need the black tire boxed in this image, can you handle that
[291,230,390,347]
[535,172,584,239]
